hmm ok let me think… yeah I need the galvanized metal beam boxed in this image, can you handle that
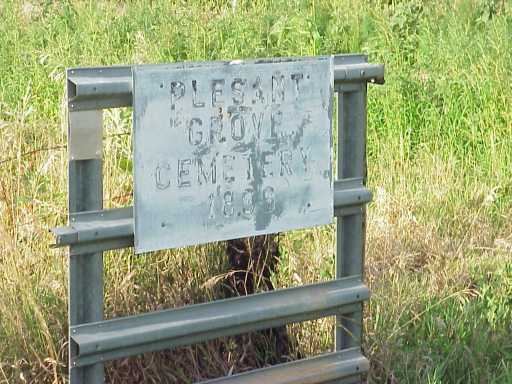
[53,207,133,246]
[51,179,371,253]
[66,60,383,111]
[67,66,132,112]
[68,156,104,383]
[69,276,368,367]
[335,84,367,354]
[200,348,368,384]
[333,64,384,85]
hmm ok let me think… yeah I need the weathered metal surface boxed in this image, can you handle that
[68,158,104,382]
[66,58,383,111]
[201,348,368,383]
[51,179,370,253]
[67,66,132,111]
[132,57,334,253]
[68,111,102,160]
[69,275,368,367]
[336,85,367,351]
[333,63,384,85]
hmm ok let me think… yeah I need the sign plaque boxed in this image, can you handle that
[133,57,333,253]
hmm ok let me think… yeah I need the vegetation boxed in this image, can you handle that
[0,0,511,382]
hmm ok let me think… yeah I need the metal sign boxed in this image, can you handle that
[132,57,334,253]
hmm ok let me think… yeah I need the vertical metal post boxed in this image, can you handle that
[68,111,104,383]
[335,85,367,353]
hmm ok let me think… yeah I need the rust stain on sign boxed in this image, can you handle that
[133,57,333,253]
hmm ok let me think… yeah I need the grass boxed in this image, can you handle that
[0,0,511,382]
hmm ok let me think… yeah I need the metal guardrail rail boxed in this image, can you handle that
[54,54,384,384]
[52,178,371,254]
[201,348,369,384]
[66,55,383,111]
[70,276,368,368]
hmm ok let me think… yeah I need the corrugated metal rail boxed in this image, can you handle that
[201,348,369,384]
[70,276,368,367]
[66,55,383,111]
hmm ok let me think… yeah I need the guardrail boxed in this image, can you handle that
[52,54,384,384]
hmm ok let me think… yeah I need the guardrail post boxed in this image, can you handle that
[68,108,104,383]
[335,83,367,355]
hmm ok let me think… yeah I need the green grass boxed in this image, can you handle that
[0,0,511,382]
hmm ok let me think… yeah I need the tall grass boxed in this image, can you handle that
[0,0,511,382]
